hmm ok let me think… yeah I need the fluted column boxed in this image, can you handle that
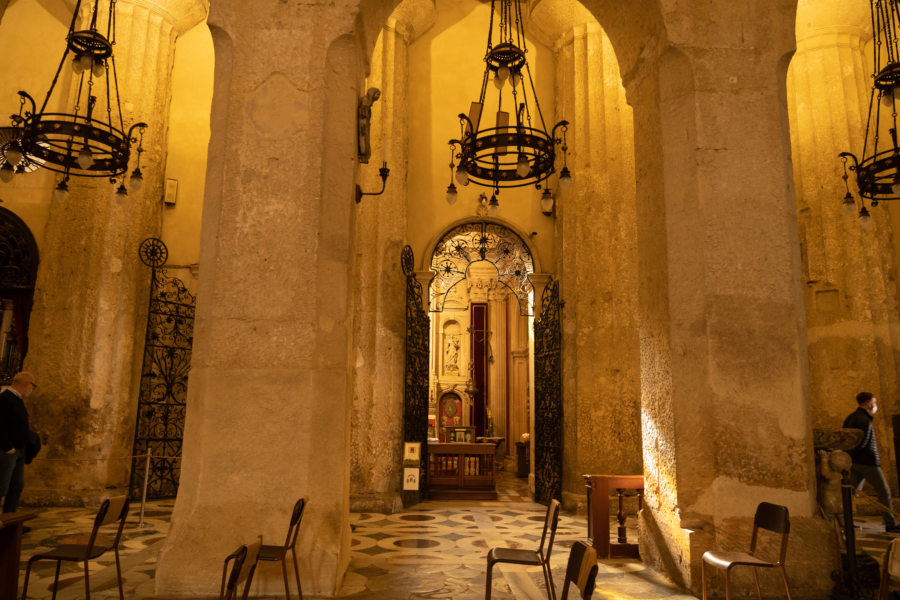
[349,17,411,512]
[788,0,900,486]
[23,0,204,504]
[553,22,641,507]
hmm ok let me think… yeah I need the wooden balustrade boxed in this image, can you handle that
[427,442,497,500]
[583,474,644,559]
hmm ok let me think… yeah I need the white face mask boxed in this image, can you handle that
[868,404,879,416]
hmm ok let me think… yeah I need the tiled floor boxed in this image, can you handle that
[9,474,892,599]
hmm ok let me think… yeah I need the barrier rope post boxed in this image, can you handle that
[139,450,152,528]
[841,475,858,599]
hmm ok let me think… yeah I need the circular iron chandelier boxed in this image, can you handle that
[446,0,571,213]
[0,0,147,200]
[839,0,900,227]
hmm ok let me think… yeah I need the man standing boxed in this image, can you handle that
[844,391,900,533]
[0,371,36,513]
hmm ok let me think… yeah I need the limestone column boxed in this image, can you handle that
[626,2,832,594]
[155,1,362,595]
[788,0,900,487]
[349,17,411,513]
[22,0,204,504]
[553,23,642,508]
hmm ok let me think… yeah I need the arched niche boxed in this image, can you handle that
[0,206,38,382]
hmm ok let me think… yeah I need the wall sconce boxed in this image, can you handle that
[356,161,390,203]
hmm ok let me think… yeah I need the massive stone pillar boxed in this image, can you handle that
[23,0,205,505]
[349,17,411,513]
[155,1,362,595]
[551,21,642,509]
[617,0,833,594]
[788,0,900,487]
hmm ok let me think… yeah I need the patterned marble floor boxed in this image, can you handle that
[9,473,891,599]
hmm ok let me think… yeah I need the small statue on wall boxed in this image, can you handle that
[358,87,381,164]
[817,448,852,515]
[444,335,460,374]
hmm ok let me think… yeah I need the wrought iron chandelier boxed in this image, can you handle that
[446,0,570,213]
[839,0,900,227]
[0,0,147,201]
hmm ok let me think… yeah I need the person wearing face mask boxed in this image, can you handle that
[0,371,37,513]
[843,391,900,533]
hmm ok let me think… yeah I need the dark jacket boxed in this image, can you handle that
[0,388,30,452]
[844,406,881,466]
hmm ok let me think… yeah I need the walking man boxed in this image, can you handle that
[844,391,900,533]
[0,371,36,513]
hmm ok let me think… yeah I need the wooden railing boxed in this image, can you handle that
[427,442,497,500]
[583,474,644,559]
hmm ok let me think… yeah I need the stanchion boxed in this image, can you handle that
[842,476,858,599]
[140,450,152,528]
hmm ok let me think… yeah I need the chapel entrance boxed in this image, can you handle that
[0,207,38,384]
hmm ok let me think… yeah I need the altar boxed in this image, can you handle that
[427,441,497,500]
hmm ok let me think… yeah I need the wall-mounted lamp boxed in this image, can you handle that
[356,161,390,203]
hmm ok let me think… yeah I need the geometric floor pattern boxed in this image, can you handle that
[12,473,897,599]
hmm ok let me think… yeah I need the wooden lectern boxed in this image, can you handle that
[0,511,36,600]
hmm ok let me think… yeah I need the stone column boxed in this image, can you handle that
[349,17,411,513]
[155,1,362,595]
[553,23,642,509]
[22,0,204,504]
[788,0,900,487]
[627,3,833,593]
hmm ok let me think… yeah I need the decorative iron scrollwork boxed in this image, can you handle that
[430,221,534,315]
[0,207,38,294]
[129,238,195,500]
[402,245,430,504]
[534,277,562,503]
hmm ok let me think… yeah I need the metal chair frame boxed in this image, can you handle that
[701,502,793,600]
[560,540,598,600]
[220,538,262,600]
[485,499,561,600]
[258,497,307,599]
[21,495,130,600]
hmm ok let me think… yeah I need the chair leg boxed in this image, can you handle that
[751,567,762,600]
[84,559,91,600]
[51,561,61,600]
[281,557,291,600]
[115,547,125,600]
[21,558,36,600]
[780,566,793,600]
[560,579,571,600]
[485,559,494,600]
[701,561,707,600]
[541,559,556,600]
[291,549,303,599]
[291,549,303,600]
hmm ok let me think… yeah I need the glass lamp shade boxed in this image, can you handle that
[558,166,572,191]
[859,206,872,228]
[446,183,458,205]
[115,183,128,202]
[487,195,500,217]
[72,54,85,75]
[516,154,530,177]
[53,180,69,202]
[455,167,469,186]
[843,193,856,215]
[129,168,143,191]
[541,189,554,215]
[77,145,94,170]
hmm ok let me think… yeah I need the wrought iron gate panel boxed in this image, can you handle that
[129,238,195,499]
[402,245,430,504]
[534,277,562,503]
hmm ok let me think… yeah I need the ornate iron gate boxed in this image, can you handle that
[402,245,430,504]
[534,277,562,503]
[0,207,38,384]
[129,238,195,499]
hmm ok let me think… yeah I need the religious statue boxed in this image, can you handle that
[445,335,460,374]
[357,87,381,163]
[817,448,852,515]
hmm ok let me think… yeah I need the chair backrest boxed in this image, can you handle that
[561,541,598,599]
[749,502,790,565]
[537,499,561,561]
[282,497,308,550]
[221,538,262,600]
[85,495,130,557]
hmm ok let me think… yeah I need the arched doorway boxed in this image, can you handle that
[0,207,38,384]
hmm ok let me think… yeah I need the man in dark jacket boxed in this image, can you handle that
[844,391,900,532]
[0,371,36,513]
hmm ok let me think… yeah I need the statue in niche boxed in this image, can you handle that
[444,335,460,374]
[357,87,381,163]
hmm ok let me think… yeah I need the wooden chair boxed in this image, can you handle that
[21,495,130,600]
[485,499,561,600]
[258,497,307,599]
[878,538,900,600]
[560,541,598,599]
[220,538,262,600]
[701,502,793,600]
